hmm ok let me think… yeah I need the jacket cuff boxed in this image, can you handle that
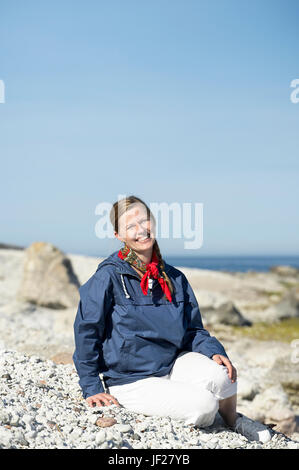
[82,381,105,399]
[196,339,229,361]
[209,351,229,360]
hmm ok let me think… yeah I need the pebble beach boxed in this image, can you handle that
[1,349,297,450]
[1,244,299,449]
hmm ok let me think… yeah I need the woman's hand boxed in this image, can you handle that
[211,354,237,383]
[86,392,120,408]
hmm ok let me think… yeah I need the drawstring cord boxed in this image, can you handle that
[120,274,131,299]
[120,274,153,298]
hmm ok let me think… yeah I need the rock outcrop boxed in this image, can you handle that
[16,242,80,309]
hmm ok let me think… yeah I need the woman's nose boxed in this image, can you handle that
[136,223,147,235]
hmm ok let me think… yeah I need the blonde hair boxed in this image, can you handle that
[110,195,174,296]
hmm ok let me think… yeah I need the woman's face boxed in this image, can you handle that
[115,202,156,253]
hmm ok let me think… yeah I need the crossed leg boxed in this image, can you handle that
[108,374,219,427]
[168,351,238,427]
[107,351,237,428]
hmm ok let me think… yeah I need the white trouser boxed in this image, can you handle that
[107,351,237,428]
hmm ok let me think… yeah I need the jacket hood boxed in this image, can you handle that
[95,250,173,300]
[96,250,172,275]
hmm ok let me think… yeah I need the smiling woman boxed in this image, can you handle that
[72,195,272,443]
[111,196,174,299]
[114,197,156,261]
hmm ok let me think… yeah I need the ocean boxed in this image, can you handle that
[163,255,299,273]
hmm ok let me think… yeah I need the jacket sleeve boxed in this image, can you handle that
[72,270,114,399]
[181,273,229,360]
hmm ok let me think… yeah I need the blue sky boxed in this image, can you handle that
[1,0,298,257]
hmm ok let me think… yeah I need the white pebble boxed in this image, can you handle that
[115,423,132,433]
[22,414,34,426]
[95,430,107,444]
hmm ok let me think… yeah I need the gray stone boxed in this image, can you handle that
[201,300,252,326]
[269,266,299,277]
[237,378,260,401]
[264,356,299,407]
[115,423,133,433]
[0,410,10,425]
[16,242,80,309]
[272,286,299,320]
[95,430,106,444]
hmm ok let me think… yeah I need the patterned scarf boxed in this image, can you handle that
[118,243,172,302]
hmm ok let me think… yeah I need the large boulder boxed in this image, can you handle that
[269,265,299,277]
[196,291,251,326]
[237,384,298,437]
[259,285,299,322]
[263,355,299,408]
[16,242,80,309]
[272,285,299,320]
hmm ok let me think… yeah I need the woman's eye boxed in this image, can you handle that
[127,219,149,229]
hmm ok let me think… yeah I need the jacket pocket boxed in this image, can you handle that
[102,334,130,373]
[123,334,178,374]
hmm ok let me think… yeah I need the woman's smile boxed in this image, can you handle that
[135,233,151,244]
[135,234,152,244]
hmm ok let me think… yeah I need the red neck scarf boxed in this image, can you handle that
[118,244,172,302]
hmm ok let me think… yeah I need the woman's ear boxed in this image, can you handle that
[114,231,123,243]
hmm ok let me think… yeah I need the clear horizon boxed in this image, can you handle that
[1,241,299,259]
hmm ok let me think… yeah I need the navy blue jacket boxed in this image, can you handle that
[73,250,229,399]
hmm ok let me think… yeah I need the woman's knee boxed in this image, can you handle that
[184,391,219,428]
[212,364,238,399]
